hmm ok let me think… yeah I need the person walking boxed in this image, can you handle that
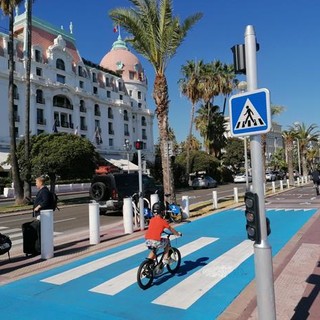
[311,168,320,195]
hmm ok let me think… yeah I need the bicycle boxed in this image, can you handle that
[164,193,183,223]
[137,231,182,290]
[131,193,153,227]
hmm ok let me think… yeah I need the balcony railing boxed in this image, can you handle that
[37,118,46,125]
[36,97,45,104]
[80,124,87,131]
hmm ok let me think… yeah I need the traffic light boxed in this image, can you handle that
[134,140,143,150]
[244,191,261,243]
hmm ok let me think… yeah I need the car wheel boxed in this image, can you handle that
[89,182,108,201]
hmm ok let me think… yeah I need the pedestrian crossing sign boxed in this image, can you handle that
[229,88,271,137]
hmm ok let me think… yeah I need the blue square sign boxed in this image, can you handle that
[229,88,271,137]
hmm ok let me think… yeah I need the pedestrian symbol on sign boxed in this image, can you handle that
[235,98,265,130]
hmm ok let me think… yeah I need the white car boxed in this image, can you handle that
[233,173,252,183]
[265,172,276,181]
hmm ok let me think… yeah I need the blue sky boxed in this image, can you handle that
[2,0,320,143]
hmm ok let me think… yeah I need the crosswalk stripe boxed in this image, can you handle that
[89,237,218,296]
[152,240,253,309]
[41,243,146,285]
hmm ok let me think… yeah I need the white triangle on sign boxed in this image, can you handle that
[234,98,266,130]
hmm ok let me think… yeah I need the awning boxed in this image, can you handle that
[0,152,10,170]
[106,158,139,171]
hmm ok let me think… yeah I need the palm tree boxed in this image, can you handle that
[289,122,319,177]
[178,59,204,175]
[109,0,202,202]
[0,0,24,204]
[24,0,33,199]
[282,130,296,185]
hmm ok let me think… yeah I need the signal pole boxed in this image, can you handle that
[245,25,276,319]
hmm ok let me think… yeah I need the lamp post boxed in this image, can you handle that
[123,139,132,173]
[294,122,302,175]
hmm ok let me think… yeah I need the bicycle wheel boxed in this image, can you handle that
[137,259,154,289]
[167,247,181,274]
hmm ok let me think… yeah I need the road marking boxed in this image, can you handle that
[41,243,146,285]
[89,237,218,296]
[54,218,76,223]
[152,240,253,309]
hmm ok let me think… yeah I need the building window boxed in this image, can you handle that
[35,49,42,63]
[93,86,98,94]
[53,95,73,109]
[138,103,142,108]
[13,85,19,100]
[78,65,85,77]
[119,82,123,91]
[108,107,113,119]
[108,122,114,135]
[124,110,129,121]
[36,89,45,104]
[80,116,87,130]
[80,100,86,112]
[105,77,110,87]
[124,124,129,136]
[57,74,65,84]
[119,94,123,101]
[37,108,45,125]
[129,90,132,97]
[56,58,65,71]
[109,138,113,147]
[142,129,147,140]
[141,116,146,126]
[92,72,97,83]
[36,67,42,76]
[13,104,19,122]
[129,71,135,80]
[79,81,84,88]
[94,104,101,116]
[107,91,111,98]
[138,91,142,99]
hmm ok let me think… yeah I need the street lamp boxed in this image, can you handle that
[123,139,132,173]
[294,122,301,175]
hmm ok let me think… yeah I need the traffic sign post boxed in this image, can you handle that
[229,88,271,137]
[237,25,276,320]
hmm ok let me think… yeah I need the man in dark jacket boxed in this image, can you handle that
[311,168,320,195]
[33,176,54,217]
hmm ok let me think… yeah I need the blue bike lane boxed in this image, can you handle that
[0,207,316,319]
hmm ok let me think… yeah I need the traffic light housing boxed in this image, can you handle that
[244,191,261,243]
[134,140,143,150]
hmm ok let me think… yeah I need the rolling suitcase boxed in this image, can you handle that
[22,220,41,256]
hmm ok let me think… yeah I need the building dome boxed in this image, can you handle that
[100,35,146,83]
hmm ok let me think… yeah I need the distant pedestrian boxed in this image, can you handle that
[33,176,54,218]
[311,168,320,195]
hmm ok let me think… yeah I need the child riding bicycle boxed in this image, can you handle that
[145,202,181,264]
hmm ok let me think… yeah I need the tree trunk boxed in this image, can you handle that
[186,103,195,176]
[287,141,294,186]
[8,6,24,204]
[24,0,32,199]
[153,74,176,203]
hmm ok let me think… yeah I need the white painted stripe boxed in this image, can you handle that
[41,243,146,285]
[152,240,254,309]
[54,218,76,224]
[0,226,8,230]
[90,237,218,296]
[11,232,62,246]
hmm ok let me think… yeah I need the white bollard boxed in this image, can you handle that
[272,181,276,193]
[181,195,189,219]
[297,178,300,186]
[123,198,133,234]
[150,194,159,211]
[286,179,290,189]
[234,187,239,203]
[89,202,100,245]
[280,180,283,191]
[40,209,54,260]
[212,191,218,209]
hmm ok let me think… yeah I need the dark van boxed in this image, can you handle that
[89,172,163,213]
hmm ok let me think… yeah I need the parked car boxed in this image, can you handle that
[233,173,252,183]
[273,170,286,180]
[191,175,217,189]
[265,171,276,181]
[89,172,163,213]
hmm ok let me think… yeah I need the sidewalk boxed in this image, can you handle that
[1,186,320,319]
